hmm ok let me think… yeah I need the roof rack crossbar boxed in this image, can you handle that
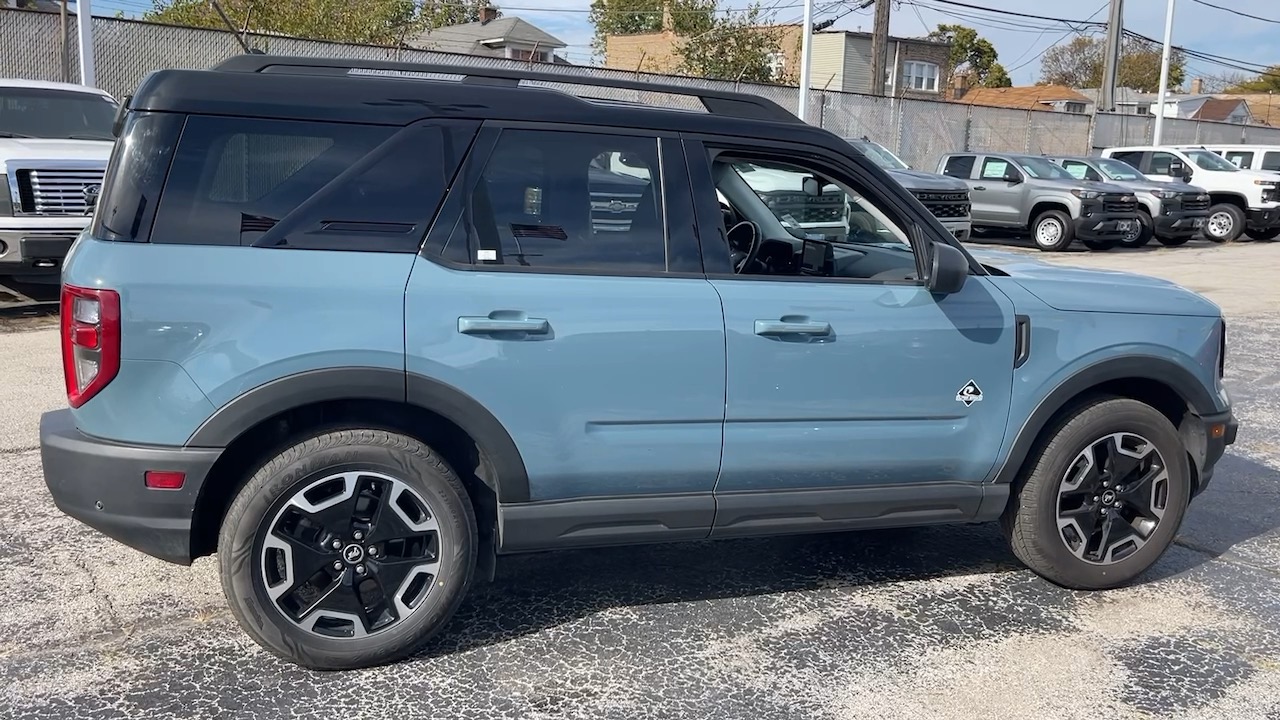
[212,55,803,124]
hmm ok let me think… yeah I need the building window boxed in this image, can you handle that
[508,47,548,62]
[1064,102,1086,114]
[903,61,939,92]
[767,52,786,81]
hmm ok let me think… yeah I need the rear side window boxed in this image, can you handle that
[942,155,974,179]
[1109,151,1145,171]
[1224,151,1254,168]
[151,116,459,252]
[1263,152,1280,171]
[91,111,184,243]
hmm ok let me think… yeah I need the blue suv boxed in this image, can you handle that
[40,56,1237,670]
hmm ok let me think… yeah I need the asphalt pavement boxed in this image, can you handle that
[2,240,1279,720]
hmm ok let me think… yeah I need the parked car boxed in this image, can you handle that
[938,151,1141,251]
[42,56,1237,671]
[1101,145,1280,242]
[0,79,117,283]
[1045,154,1211,248]
[844,136,973,242]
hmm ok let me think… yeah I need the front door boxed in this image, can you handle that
[685,138,1018,536]
[970,156,1027,226]
[405,126,725,519]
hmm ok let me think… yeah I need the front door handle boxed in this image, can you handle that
[973,185,988,191]
[458,316,550,335]
[754,319,832,337]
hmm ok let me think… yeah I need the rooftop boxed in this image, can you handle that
[410,16,566,54]
[951,84,1092,111]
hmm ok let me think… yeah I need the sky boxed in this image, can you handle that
[89,0,1280,81]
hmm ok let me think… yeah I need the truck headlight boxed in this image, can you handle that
[0,174,11,216]
[1152,190,1180,200]
[1070,188,1101,199]
[1252,179,1279,186]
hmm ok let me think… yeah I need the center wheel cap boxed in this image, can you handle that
[342,544,365,564]
[1101,490,1117,505]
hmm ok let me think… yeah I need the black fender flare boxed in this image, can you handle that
[992,355,1218,485]
[186,367,531,502]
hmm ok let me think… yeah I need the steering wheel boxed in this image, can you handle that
[727,220,762,274]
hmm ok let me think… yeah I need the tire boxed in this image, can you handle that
[1000,397,1191,590]
[218,429,477,670]
[1203,203,1246,243]
[1081,238,1116,251]
[1156,234,1192,247]
[1119,212,1154,249]
[1247,227,1280,241]
[1032,210,1075,251]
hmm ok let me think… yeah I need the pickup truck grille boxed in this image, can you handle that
[760,192,846,224]
[1264,187,1279,204]
[1102,194,1138,214]
[15,167,107,216]
[1181,193,1210,212]
[912,191,971,219]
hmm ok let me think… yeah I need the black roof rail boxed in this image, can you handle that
[213,54,803,125]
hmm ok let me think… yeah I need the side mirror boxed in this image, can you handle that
[927,241,969,295]
[1002,169,1022,184]
[802,176,825,197]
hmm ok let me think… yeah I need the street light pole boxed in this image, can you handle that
[1153,0,1176,145]
[74,0,95,87]
[797,0,814,121]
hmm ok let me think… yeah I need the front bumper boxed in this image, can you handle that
[1154,210,1209,238]
[40,409,222,565]
[0,228,80,277]
[939,218,971,242]
[1073,213,1141,241]
[1193,410,1238,498]
[1246,207,1280,231]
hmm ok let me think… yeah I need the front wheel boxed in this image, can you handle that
[1204,203,1246,243]
[1081,238,1117,251]
[218,429,477,670]
[1119,212,1154,249]
[1247,227,1280,241]
[1156,234,1193,247]
[1032,210,1075,251]
[1001,397,1190,590]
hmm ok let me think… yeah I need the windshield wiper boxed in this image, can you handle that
[0,131,35,138]
[66,134,114,141]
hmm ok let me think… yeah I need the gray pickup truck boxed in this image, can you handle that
[938,151,1141,252]
[845,137,972,242]
[1045,154,1210,248]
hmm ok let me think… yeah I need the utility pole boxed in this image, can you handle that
[60,0,69,83]
[798,0,814,120]
[869,0,891,96]
[1100,0,1124,112]
[74,0,95,87]
[1152,0,1176,145]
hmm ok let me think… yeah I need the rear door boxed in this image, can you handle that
[404,124,725,525]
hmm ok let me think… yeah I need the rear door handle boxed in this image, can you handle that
[754,319,832,337]
[458,316,550,335]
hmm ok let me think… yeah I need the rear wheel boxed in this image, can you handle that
[1119,211,1154,249]
[1156,234,1193,247]
[1247,227,1280,241]
[1032,210,1075,251]
[218,429,477,670]
[1001,397,1190,590]
[1204,203,1245,243]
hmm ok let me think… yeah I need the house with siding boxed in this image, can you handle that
[604,15,951,98]
[409,7,570,64]
[949,82,1094,114]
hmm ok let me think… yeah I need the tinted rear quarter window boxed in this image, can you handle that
[1109,152,1145,171]
[91,111,184,243]
[943,155,975,179]
[1263,152,1280,172]
[151,116,462,252]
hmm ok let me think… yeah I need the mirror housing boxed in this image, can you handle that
[1002,168,1022,184]
[927,241,969,295]
[802,176,826,197]
[1169,160,1193,182]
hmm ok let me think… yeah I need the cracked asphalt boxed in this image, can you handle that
[2,240,1279,720]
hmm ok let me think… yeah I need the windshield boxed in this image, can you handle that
[1096,158,1144,181]
[848,140,909,170]
[1016,156,1075,180]
[1186,149,1238,172]
[0,87,117,140]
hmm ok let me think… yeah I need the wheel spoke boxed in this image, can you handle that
[1092,512,1145,563]
[367,482,439,545]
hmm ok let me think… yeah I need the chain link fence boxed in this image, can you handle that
[6,7,1280,170]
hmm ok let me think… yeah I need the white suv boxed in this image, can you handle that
[0,79,118,283]
[1101,145,1280,242]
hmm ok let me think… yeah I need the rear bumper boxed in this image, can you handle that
[1246,207,1280,230]
[39,409,222,565]
[1154,210,1209,238]
[1194,409,1238,498]
[0,229,79,277]
[1074,213,1140,241]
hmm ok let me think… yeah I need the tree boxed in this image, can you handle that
[588,0,715,56]
[1226,66,1280,94]
[926,24,1011,88]
[675,6,782,83]
[1040,35,1185,92]
[144,0,493,46]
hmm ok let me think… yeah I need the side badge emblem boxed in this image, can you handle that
[956,380,983,407]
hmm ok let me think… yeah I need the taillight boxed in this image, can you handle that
[61,284,121,408]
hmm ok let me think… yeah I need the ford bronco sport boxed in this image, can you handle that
[41,56,1238,671]
[939,152,1141,252]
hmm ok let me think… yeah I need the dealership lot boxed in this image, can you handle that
[2,240,1279,720]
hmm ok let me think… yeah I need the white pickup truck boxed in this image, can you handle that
[1101,145,1280,242]
[1,79,117,284]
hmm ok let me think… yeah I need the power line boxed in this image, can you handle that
[916,0,1107,28]
[1187,0,1280,25]
[1003,0,1108,75]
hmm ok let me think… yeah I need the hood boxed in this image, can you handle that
[887,168,970,192]
[1106,178,1208,194]
[970,248,1220,317]
[0,138,114,164]
[1029,177,1132,194]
